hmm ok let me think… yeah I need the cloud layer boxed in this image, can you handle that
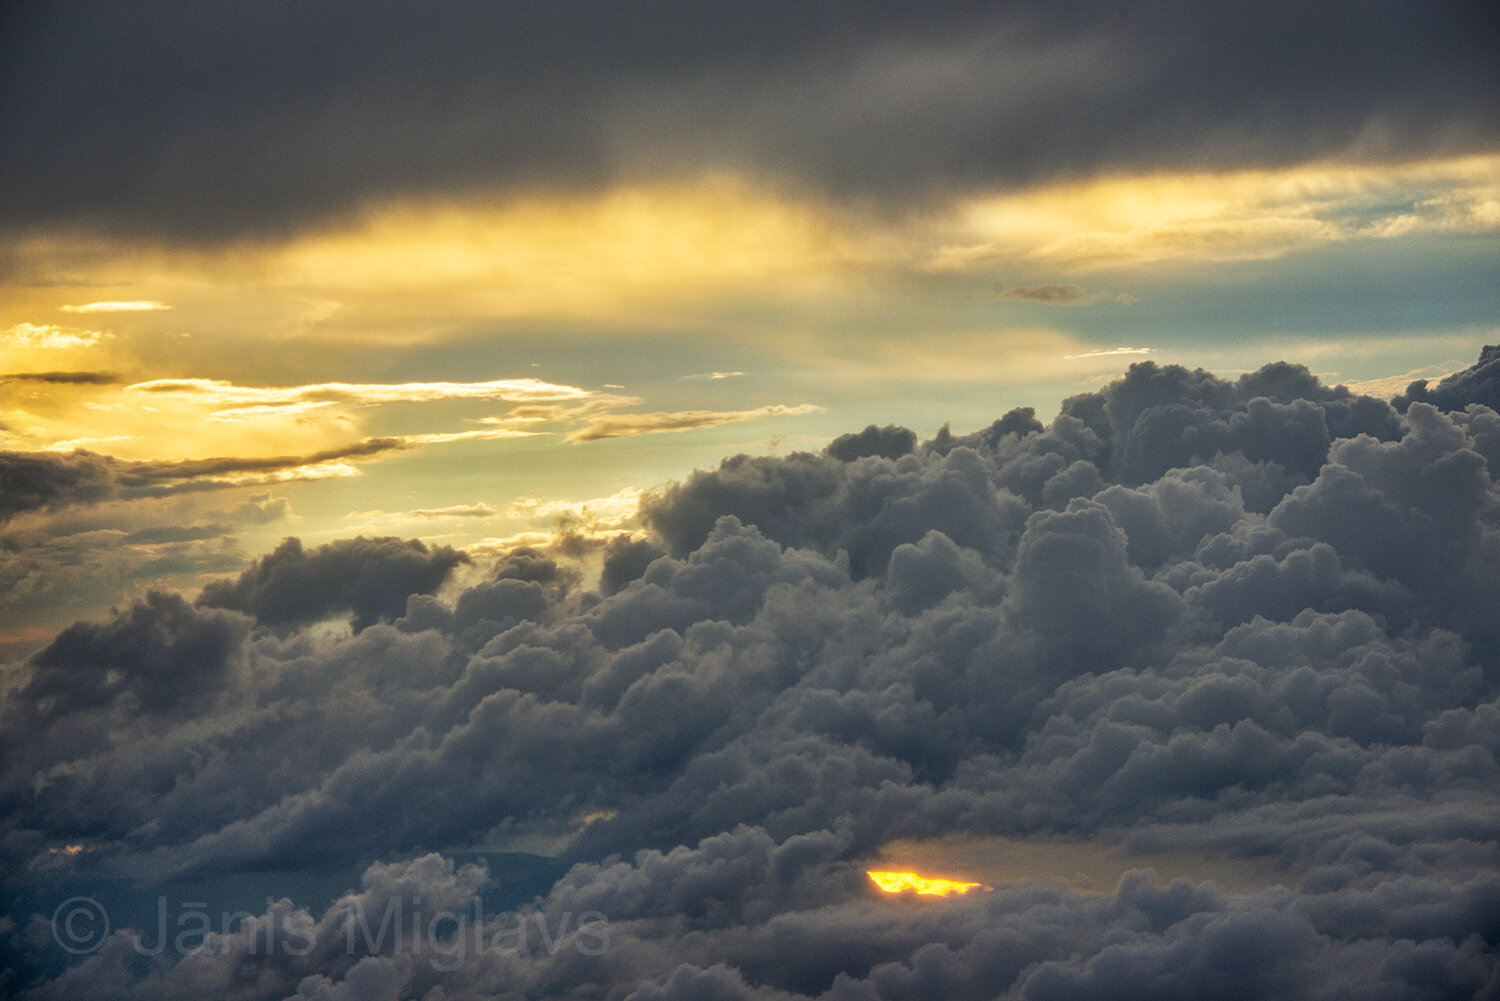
[2,1,1495,241]
[3,348,1500,997]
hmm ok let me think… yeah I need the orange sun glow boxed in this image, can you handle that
[866,870,986,896]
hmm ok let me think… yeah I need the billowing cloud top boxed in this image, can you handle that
[3,347,1499,998]
[1,0,1496,240]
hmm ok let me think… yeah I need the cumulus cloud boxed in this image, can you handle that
[1395,342,1500,414]
[4,347,1500,997]
[197,536,469,631]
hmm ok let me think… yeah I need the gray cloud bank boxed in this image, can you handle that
[1,1,1496,241]
[5,348,1500,997]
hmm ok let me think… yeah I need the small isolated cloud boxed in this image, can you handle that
[684,371,746,380]
[2,323,111,349]
[1064,346,1155,360]
[60,300,172,313]
[233,491,294,524]
[566,404,823,443]
[996,284,1137,306]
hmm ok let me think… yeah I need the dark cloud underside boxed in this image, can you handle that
[1,0,1495,240]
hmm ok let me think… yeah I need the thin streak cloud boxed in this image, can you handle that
[60,300,171,313]
[565,404,825,442]
[0,371,120,385]
[1064,347,1155,359]
[126,377,592,409]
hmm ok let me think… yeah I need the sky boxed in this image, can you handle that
[2,2,1500,998]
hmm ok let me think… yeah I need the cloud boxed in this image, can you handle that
[397,503,502,519]
[1,323,110,349]
[565,404,824,443]
[825,425,918,462]
[949,157,1500,268]
[1064,347,1154,360]
[1,2,1495,241]
[998,284,1088,304]
[0,371,120,385]
[995,285,1140,306]
[59,301,171,313]
[0,438,416,523]
[508,488,644,527]
[126,376,591,420]
[197,536,469,630]
[0,450,118,523]
[1394,343,1500,414]
[4,346,1499,997]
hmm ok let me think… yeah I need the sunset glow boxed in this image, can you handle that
[866,871,986,896]
[2,3,1497,997]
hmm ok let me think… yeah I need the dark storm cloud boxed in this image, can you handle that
[6,348,1500,997]
[1,0,1495,240]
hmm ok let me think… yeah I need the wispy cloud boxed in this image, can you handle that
[1337,362,1471,400]
[345,502,504,526]
[508,487,642,525]
[0,371,120,385]
[566,404,823,443]
[126,376,592,419]
[403,503,502,518]
[951,155,1500,268]
[1063,346,1154,359]
[60,300,172,313]
[683,371,746,380]
[3,323,111,349]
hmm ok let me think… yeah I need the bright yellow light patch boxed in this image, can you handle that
[946,154,1500,268]
[866,870,985,896]
[273,176,863,323]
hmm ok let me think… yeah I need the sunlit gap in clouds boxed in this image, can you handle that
[870,834,1291,896]
[866,870,987,896]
